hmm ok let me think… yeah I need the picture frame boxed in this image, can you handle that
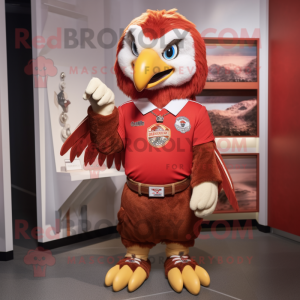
[214,154,259,214]
[203,38,259,90]
[196,92,258,137]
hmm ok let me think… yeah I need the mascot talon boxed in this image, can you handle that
[105,265,120,287]
[105,256,151,292]
[128,266,147,292]
[167,267,183,293]
[113,265,133,292]
[182,265,200,295]
[61,8,238,294]
[195,265,210,287]
[165,254,210,295]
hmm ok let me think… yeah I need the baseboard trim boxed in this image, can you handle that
[272,228,300,243]
[254,221,271,233]
[38,226,118,250]
[0,251,14,261]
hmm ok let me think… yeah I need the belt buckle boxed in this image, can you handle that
[149,186,164,197]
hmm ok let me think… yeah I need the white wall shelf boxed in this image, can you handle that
[59,168,125,182]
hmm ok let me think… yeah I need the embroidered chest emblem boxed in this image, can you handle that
[175,116,191,133]
[147,124,171,148]
[131,120,144,126]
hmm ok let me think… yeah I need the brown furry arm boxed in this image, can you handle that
[191,142,222,188]
[88,106,124,155]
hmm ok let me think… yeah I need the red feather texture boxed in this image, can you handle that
[84,143,98,166]
[70,132,90,162]
[98,152,106,166]
[60,116,125,171]
[106,154,115,169]
[213,143,239,212]
[60,117,89,157]
[114,152,121,170]
[121,150,125,168]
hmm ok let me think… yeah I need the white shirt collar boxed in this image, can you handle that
[133,98,188,116]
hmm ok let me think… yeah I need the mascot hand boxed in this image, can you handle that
[190,182,218,218]
[83,77,115,115]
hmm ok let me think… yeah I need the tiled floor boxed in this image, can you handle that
[1,229,300,300]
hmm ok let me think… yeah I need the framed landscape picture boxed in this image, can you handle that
[196,95,258,137]
[214,154,259,213]
[205,40,257,82]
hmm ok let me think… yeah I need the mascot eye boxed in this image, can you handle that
[163,45,178,60]
[131,41,139,57]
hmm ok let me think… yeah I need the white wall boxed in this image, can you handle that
[258,0,268,226]
[0,0,13,253]
[31,0,126,243]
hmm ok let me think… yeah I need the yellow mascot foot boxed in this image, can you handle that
[165,255,210,295]
[105,256,151,292]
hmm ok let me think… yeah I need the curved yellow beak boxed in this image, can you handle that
[133,49,174,92]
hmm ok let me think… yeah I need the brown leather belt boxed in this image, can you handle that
[126,177,190,196]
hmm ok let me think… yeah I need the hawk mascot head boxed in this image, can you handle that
[114,9,207,107]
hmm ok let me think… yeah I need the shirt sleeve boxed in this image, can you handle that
[193,106,215,146]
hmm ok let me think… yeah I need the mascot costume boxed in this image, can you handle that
[61,9,238,295]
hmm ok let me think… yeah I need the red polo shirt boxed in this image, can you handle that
[117,99,214,184]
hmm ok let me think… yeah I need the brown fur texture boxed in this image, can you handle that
[191,142,222,188]
[88,106,123,155]
[116,183,201,249]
